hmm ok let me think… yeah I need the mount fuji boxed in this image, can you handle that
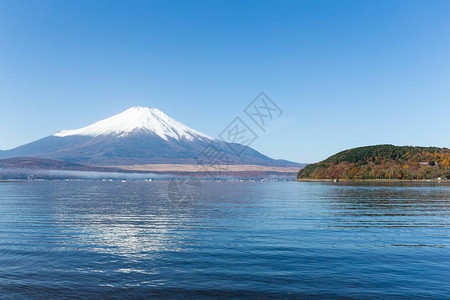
[0,107,300,170]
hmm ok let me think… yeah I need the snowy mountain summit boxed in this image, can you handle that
[0,106,300,167]
[54,106,211,141]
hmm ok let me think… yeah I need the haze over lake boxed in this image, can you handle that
[1,181,449,299]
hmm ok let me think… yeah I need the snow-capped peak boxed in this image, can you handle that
[53,106,212,141]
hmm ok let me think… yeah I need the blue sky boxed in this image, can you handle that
[0,0,449,163]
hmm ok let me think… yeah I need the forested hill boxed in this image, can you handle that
[298,145,450,180]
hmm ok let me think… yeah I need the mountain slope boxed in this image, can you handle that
[0,157,120,172]
[0,107,300,167]
[297,145,450,180]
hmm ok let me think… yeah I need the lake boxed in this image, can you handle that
[0,181,449,299]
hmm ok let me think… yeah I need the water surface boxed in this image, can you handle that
[0,181,449,299]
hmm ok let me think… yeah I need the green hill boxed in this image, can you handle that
[298,145,450,180]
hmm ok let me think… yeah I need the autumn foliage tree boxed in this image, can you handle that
[298,145,450,180]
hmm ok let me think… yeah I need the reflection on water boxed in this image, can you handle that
[0,181,449,298]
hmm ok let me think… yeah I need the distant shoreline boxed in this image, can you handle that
[296,178,449,183]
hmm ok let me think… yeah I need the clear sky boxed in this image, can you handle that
[1,0,449,163]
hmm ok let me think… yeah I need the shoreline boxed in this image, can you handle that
[296,178,449,183]
[0,180,23,182]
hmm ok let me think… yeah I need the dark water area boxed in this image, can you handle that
[0,181,449,299]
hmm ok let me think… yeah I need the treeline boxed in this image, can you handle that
[298,145,450,180]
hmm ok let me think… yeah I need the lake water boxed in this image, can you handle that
[0,181,449,299]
